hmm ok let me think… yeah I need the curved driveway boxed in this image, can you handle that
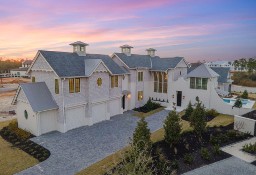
[17,110,169,175]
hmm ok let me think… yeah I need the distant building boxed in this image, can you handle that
[10,60,33,77]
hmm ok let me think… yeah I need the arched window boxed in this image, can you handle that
[24,110,28,119]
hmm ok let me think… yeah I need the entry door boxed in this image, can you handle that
[122,95,125,109]
[177,91,182,107]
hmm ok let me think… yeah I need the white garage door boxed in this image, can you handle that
[66,106,86,131]
[40,110,57,135]
[92,103,106,124]
[109,99,120,117]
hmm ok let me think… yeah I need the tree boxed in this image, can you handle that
[133,118,152,152]
[189,98,206,137]
[233,98,242,109]
[164,111,182,146]
[241,90,248,99]
[185,101,193,119]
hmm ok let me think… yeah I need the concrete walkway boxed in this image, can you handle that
[183,157,256,175]
[17,110,169,175]
[221,137,256,162]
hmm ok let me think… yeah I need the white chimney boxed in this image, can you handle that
[70,41,89,56]
[120,44,133,56]
[146,48,156,57]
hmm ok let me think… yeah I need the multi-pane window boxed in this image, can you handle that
[111,76,118,88]
[153,72,167,93]
[158,73,162,93]
[138,72,143,82]
[32,76,35,83]
[190,77,208,90]
[55,79,59,94]
[154,72,158,92]
[69,78,80,93]
[163,73,168,93]
[138,91,143,101]
[75,78,80,92]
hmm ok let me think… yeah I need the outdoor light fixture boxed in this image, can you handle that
[172,95,174,98]
[127,94,131,98]
[183,96,185,99]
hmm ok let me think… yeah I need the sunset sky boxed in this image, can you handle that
[0,0,256,62]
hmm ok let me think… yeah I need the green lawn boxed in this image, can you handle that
[0,120,38,175]
[77,112,234,175]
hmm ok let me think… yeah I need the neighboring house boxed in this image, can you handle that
[12,41,252,136]
[206,61,232,68]
[10,60,33,77]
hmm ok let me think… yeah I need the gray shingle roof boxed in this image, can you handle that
[114,53,184,71]
[188,63,230,83]
[20,82,58,112]
[187,63,219,78]
[39,50,126,77]
[211,67,230,83]
[84,59,102,76]
[151,57,184,71]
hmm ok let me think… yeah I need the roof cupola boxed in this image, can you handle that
[120,44,133,56]
[70,41,89,56]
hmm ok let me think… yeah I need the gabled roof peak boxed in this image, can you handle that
[187,63,219,78]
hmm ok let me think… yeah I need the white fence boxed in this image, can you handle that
[232,85,256,93]
[234,115,256,136]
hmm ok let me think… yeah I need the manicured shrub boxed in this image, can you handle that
[113,142,156,175]
[212,144,221,155]
[242,142,256,154]
[183,153,194,165]
[226,130,237,139]
[200,148,211,160]
[134,98,161,113]
[164,111,182,146]
[189,98,206,137]
[133,118,152,152]
[210,135,220,145]
[185,101,193,118]
[171,160,179,169]
[205,109,219,117]
[241,90,248,99]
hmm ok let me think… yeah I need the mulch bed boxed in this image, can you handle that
[181,114,216,122]
[152,124,252,174]
[242,110,256,120]
[0,127,50,162]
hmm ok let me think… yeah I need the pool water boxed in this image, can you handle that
[223,98,255,109]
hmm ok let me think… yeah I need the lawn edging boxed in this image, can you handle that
[133,107,165,118]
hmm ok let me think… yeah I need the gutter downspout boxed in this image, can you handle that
[62,78,66,132]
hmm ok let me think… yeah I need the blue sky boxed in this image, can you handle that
[0,0,255,62]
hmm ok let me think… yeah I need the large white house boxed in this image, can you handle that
[12,41,253,136]
[10,60,33,77]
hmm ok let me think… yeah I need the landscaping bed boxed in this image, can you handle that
[0,121,50,162]
[152,124,251,174]
[242,142,256,156]
[134,99,162,113]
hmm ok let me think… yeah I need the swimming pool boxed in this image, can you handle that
[223,98,255,109]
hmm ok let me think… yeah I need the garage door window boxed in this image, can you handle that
[24,110,28,119]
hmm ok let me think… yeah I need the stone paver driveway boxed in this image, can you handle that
[183,157,256,175]
[17,110,169,175]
